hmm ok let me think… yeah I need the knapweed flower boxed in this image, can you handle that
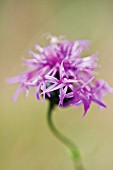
[8,35,113,116]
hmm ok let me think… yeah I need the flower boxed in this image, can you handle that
[8,35,113,116]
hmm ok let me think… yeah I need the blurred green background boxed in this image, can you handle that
[1,0,113,170]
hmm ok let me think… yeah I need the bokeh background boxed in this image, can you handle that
[1,0,113,170]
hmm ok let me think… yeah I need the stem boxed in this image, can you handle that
[47,102,84,170]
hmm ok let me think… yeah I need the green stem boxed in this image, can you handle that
[47,102,84,170]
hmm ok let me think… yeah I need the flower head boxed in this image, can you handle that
[8,35,113,116]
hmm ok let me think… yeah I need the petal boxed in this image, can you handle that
[28,50,41,60]
[81,76,94,88]
[7,75,20,84]
[46,67,57,76]
[24,58,38,67]
[65,92,74,98]
[71,41,79,54]
[36,83,45,102]
[78,40,90,49]
[79,53,98,69]
[34,44,44,53]
[59,61,66,79]
[12,84,23,101]
[93,80,113,101]
[48,83,64,92]
[59,86,68,106]
[63,78,78,84]
[79,93,90,117]
[45,75,58,83]
[91,96,107,108]
[41,83,58,94]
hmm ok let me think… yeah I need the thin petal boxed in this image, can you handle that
[59,86,68,106]
[45,75,58,83]
[91,96,107,108]
[59,61,66,79]
[79,93,90,117]
[36,83,45,102]
[42,83,58,94]
[29,50,41,60]
[35,44,44,53]
[7,75,20,84]
[81,76,94,88]
[48,83,64,92]
[12,84,23,101]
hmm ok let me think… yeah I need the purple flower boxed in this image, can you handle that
[8,35,113,116]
